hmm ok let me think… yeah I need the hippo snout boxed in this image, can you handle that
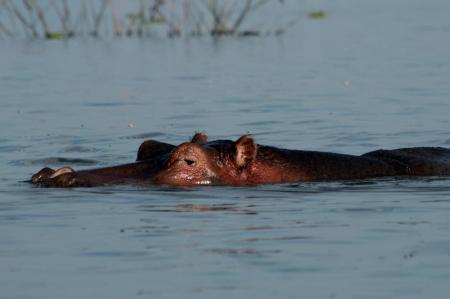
[31,167,55,184]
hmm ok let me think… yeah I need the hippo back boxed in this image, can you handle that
[362,147,450,176]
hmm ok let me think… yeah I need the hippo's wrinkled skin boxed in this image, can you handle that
[31,132,450,187]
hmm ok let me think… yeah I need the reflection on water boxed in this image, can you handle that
[2,0,450,298]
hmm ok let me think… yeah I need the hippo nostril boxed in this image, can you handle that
[31,167,55,183]
[184,158,196,166]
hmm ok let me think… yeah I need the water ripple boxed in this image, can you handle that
[13,157,99,166]
[205,248,281,256]
[121,132,165,140]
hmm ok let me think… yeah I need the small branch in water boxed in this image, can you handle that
[231,0,252,33]
[91,0,109,37]
[50,0,74,37]
[0,18,13,37]
[25,0,52,38]
[4,0,38,37]
[109,0,124,36]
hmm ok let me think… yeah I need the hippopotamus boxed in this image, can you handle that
[31,132,450,187]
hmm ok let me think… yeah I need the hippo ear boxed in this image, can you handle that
[235,135,257,167]
[191,132,208,144]
[136,140,175,161]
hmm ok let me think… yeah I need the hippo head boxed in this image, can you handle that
[152,134,257,186]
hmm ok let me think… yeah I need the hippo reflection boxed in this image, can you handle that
[31,132,450,187]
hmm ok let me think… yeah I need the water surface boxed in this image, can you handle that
[2,0,450,298]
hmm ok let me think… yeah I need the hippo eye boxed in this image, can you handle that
[184,158,197,166]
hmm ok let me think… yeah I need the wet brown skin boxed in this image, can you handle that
[31,132,450,187]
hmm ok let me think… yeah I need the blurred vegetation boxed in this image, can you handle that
[0,0,312,39]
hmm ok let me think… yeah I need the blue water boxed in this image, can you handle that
[2,0,450,298]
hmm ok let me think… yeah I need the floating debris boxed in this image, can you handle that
[308,10,327,19]
[45,32,65,39]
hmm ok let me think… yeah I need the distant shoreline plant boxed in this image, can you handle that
[0,0,312,39]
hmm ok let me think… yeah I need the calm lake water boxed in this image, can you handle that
[2,0,450,298]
